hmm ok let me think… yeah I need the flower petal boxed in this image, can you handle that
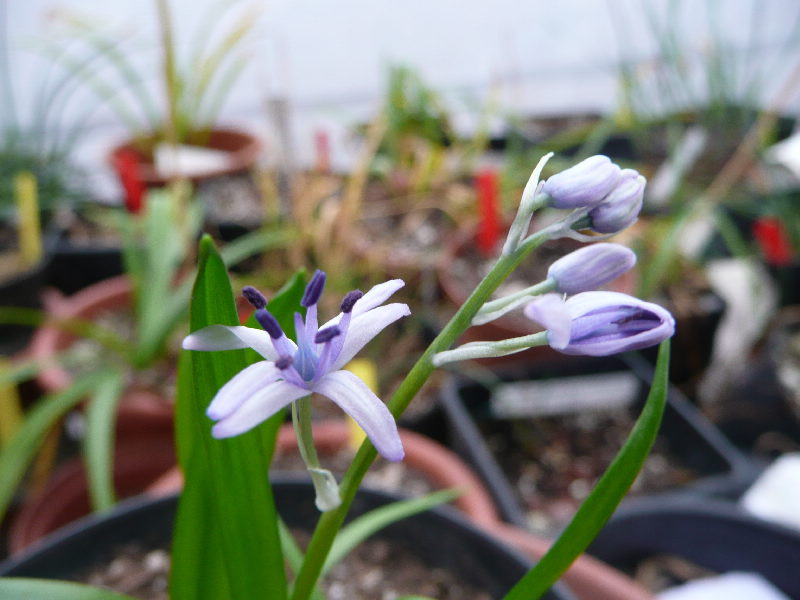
[182,325,287,360]
[319,279,406,331]
[211,380,309,438]
[524,294,571,349]
[314,370,404,461]
[352,279,405,316]
[331,303,411,370]
[206,361,281,421]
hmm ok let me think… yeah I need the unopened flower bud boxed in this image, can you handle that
[548,243,636,294]
[541,155,621,209]
[524,291,674,356]
[588,169,645,234]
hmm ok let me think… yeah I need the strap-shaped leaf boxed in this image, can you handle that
[0,578,137,600]
[171,235,292,600]
[503,340,671,600]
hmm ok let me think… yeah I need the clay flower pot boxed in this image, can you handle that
[108,128,262,188]
[148,420,500,528]
[8,435,176,555]
[28,275,175,436]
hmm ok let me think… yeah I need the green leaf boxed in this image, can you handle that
[323,488,461,576]
[0,372,111,524]
[83,370,125,512]
[0,578,136,600]
[502,340,671,600]
[170,235,287,600]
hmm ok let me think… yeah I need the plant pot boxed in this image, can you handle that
[7,435,176,556]
[439,353,759,535]
[45,210,124,295]
[0,479,574,600]
[588,495,800,598]
[108,128,262,188]
[0,253,51,356]
[147,420,500,529]
[709,306,800,456]
[28,275,176,436]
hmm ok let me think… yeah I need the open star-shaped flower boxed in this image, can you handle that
[182,270,409,461]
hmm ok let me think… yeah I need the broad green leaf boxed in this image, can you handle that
[396,597,439,600]
[0,372,111,524]
[170,235,287,600]
[323,488,461,576]
[503,340,671,600]
[83,370,125,512]
[0,578,136,600]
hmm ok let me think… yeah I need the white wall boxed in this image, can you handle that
[4,0,800,192]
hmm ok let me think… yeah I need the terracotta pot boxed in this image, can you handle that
[147,420,500,528]
[7,435,176,555]
[108,128,262,187]
[28,275,175,435]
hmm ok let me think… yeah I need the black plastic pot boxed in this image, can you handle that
[440,352,760,530]
[0,477,575,600]
[588,495,800,599]
[0,254,51,355]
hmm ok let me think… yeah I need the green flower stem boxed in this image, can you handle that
[473,279,556,325]
[292,397,341,511]
[289,223,561,600]
[432,332,549,366]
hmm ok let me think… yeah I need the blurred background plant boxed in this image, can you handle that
[36,0,262,157]
[0,183,293,530]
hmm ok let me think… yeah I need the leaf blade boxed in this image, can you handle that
[503,340,671,600]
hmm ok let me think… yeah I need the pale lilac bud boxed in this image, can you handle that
[525,291,674,356]
[541,155,622,209]
[588,169,645,234]
[547,243,636,294]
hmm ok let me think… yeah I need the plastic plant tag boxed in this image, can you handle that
[491,371,639,419]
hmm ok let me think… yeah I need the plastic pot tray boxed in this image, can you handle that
[440,352,761,530]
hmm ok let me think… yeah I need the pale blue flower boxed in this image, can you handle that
[547,243,636,294]
[182,270,409,461]
[525,291,674,356]
[588,168,646,234]
[541,155,622,209]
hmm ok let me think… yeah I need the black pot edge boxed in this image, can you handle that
[0,476,576,600]
[588,495,800,598]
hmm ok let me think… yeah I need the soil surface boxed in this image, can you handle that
[81,535,493,600]
[481,406,698,537]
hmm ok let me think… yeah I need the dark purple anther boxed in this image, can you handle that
[255,309,284,339]
[242,286,267,310]
[301,270,327,307]
[314,326,341,344]
[341,290,364,313]
[275,355,294,370]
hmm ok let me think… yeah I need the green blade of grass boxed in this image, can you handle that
[83,370,125,513]
[503,340,671,600]
[0,372,111,524]
[0,578,137,600]
[323,488,461,576]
